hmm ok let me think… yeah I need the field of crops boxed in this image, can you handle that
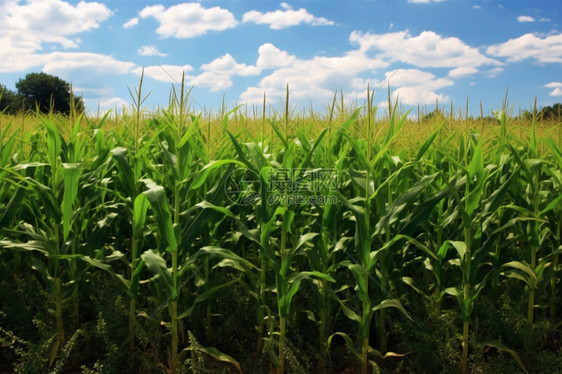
[0,86,561,374]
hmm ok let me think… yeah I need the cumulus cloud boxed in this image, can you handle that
[241,44,389,104]
[0,0,112,72]
[487,33,562,63]
[134,65,194,84]
[40,52,135,76]
[139,3,237,38]
[449,66,479,78]
[87,97,131,113]
[256,43,297,70]
[484,67,504,78]
[138,46,167,57]
[123,17,139,28]
[517,15,535,23]
[242,3,334,29]
[382,69,453,105]
[350,30,501,70]
[239,29,500,106]
[545,82,562,96]
[192,54,260,91]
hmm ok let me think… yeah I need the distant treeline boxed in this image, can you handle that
[0,72,84,114]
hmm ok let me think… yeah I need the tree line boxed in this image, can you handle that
[0,72,84,115]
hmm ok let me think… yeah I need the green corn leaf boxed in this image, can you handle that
[263,337,281,367]
[279,279,302,317]
[191,159,246,190]
[42,117,61,168]
[333,296,361,323]
[468,141,484,180]
[371,299,413,321]
[481,341,528,373]
[184,344,242,374]
[178,280,239,319]
[133,193,150,233]
[327,332,362,362]
[110,147,136,198]
[415,126,440,160]
[0,187,26,229]
[540,194,562,216]
[448,241,467,261]
[141,250,178,301]
[268,119,289,150]
[62,163,81,241]
[141,179,177,253]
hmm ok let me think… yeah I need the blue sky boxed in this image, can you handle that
[1,0,561,116]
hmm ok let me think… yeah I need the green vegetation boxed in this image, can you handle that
[0,83,560,374]
[1,72,84,114]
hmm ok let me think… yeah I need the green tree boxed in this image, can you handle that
[0,84,22,114]
[15,72,84,114]
[539,103,561,121]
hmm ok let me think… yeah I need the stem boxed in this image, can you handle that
[461,319,469,374]
[551,220,561,319]
[319,306,327,373]
[528,169,540,324]
[461,223,472,374]
[54,277,65,344]
[256,259,266,353]
[128,299,136,353]
[278,213,288,374]
[71,240,79,327]
[129,233,138,355]
[278,316,287,374]
[361,336,369,374]
[170,249,179,373]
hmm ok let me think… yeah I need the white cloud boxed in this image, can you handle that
[138,46,167,57]
[487,33,562,63]
[382,69,453,105]
[89,96,130,111]
[239,31,482,106]
[139,3,237,38]
[256,43,296,70]
[241,44,389,104]
[135,65,194,84]
[484,67,504,78]
[540,18,551,22]
[517,15,535,23]
[123,17,139,28]
[545,82,562,96]
[449,66,479,78]
[192,54,260,91]
[242,3,334,29]
[0,0,112,72]
[40,52,136,77]
[350,30,501,69]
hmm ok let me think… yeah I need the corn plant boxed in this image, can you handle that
[0,110,119,368]
[330,107,419,374]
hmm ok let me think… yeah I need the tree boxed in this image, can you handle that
[522,103,562,122]
[0,83,22,114]
[539,103,561,121]
[15,72,84,114]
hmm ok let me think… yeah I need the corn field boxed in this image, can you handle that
[0,83,561,374]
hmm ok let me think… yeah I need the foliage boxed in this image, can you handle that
[9,72,84,114]
[0,88,560,374]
